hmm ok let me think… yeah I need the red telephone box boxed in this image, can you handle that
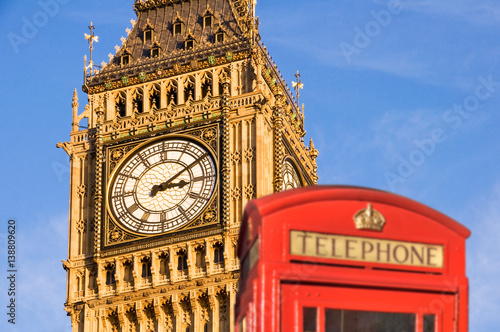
[235,186,470,332]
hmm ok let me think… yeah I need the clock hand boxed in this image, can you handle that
[150,153,208,197]
[150,179,190,197]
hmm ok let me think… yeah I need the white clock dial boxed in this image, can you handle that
[282,159,301,190]
[108,138,216,234]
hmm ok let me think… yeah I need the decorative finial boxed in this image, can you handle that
[308,138,318,158]
[72,89,78,108]
[130,19,136,26]
[84,22,98,74]
[126,28,131,35]
[292,70,304,113]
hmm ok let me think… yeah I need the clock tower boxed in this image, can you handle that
[59,0,318,331]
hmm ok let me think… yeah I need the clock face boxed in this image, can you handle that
[108,138,216,235]
[282,159,301,190]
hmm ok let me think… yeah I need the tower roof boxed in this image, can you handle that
[87,0,254,86]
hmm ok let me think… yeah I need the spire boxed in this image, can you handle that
[84,22,99,83]
[72,89,79,131]
[292,70,303,114]
[308,138,319,184]
[72,89,78,108]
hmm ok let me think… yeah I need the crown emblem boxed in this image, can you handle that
[353,203,386,231]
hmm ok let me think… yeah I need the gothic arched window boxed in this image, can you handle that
[214,244,224,263]
[177,252,188,270]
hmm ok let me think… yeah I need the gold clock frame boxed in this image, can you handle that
[102,125,221,248]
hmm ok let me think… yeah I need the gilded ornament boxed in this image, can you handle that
[139,72,146,81]
[105,80,112,89]
[353,203,386,231]
[110,229,122,242]
[202,128,216,142]
[202,210,216,223]
[190,59,199,70]
[225,51,233,62]
[111,149,123,161]
[121,76,129,85]
[208,55,215,65]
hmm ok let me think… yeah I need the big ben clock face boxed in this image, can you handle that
[282,159,301,190]
[108,138,217,235]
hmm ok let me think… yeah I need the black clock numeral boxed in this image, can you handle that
[141,212,150,222]
[160,213,167,223]
[127,203,139,214]
[193,175,210,182]
[177,143,190,161]
[112,191,134,199]
[178,206,189,220]
[138,153,151,168]
[188,192,208,200]
[120,173,139,180]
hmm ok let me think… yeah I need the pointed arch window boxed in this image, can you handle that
[120,48,132,67]
[132,88,144,113]
[122,55,130,66]
[141,258,152,278]
[123,260,133,284]
[115,91,126,117]
[173,14,184,36]
[202,6,214,29]
[166,80,178,105]
[215,27,226,43]
[177,250,188,271]
[213,243,224,264]
[149,84,161,110]
[150,38,161,58]
[201,73,213,99]
[184,76,195,102]
[185,31,196,50]
[105,265,116,285]
[143,18,154,44]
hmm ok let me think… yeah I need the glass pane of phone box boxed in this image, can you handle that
[323,308,419,332]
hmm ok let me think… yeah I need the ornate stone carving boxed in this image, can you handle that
[243,147,255,162]
[244,184,255,199]
[230,150,241,164]
[76,219,86,233]
[77,184,87,198]
[230,187,241,201]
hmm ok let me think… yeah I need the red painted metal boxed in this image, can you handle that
[235,186,470,332]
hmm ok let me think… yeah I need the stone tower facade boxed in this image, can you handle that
[59,0,318,331]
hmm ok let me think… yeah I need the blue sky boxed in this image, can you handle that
[0,0,499,331]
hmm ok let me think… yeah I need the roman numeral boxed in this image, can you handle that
[112,191,133,199]
[160,213,167,223]
[178,206,189,219]
[188,192,208,200]
[138,153,151,168]
[141,212,150,222]
[120,173,139,180]
[193,175,210,182]
[178,143,190,161]
[127,203,139,214]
